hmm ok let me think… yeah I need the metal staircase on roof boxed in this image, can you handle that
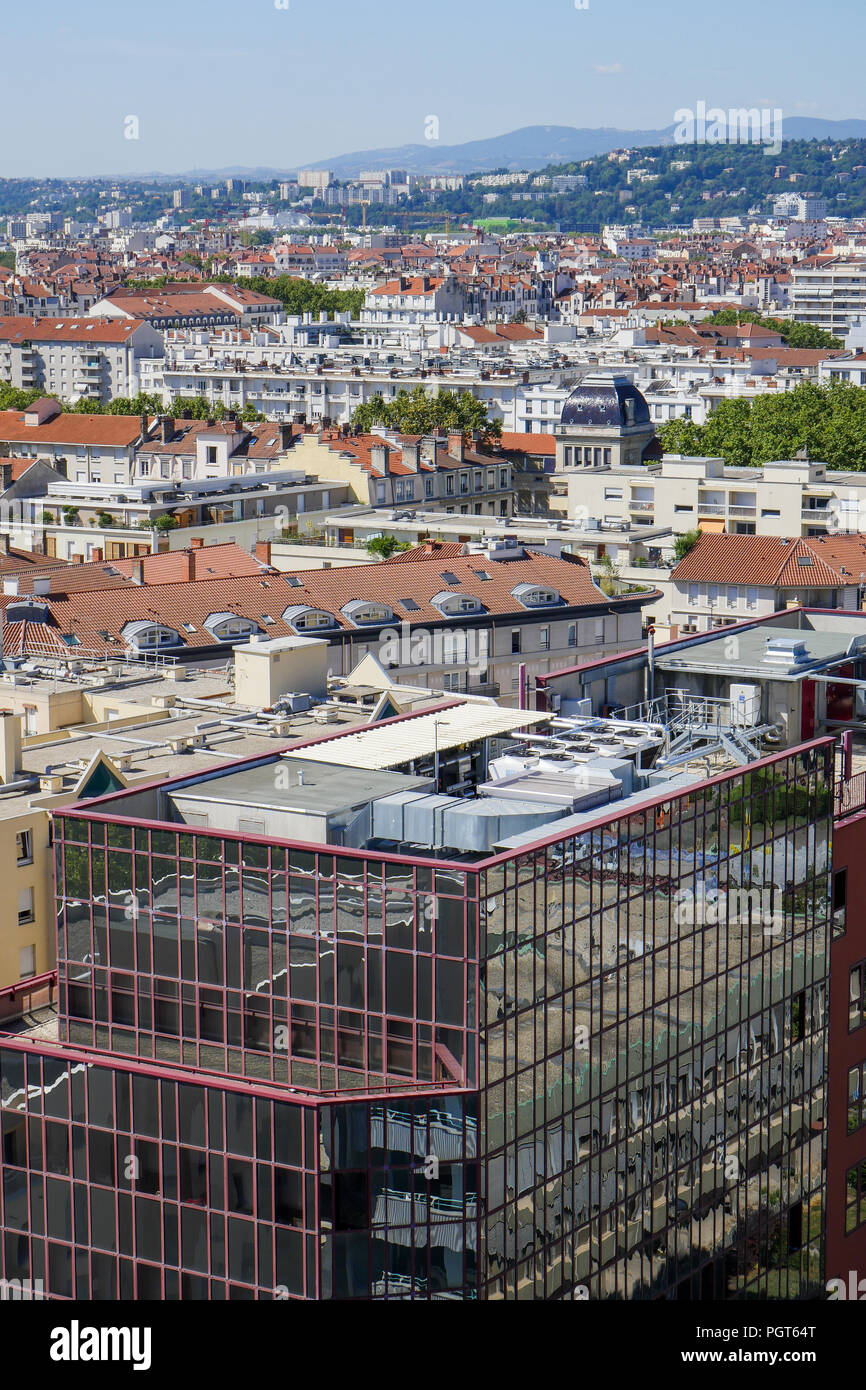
[656,691,777,769]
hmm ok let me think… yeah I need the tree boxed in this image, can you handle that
[365,535,411,559]
[593,553,620,596]
[153,514,179,533]
[707,309,843,351]
[246,274,365,321]
[674,529,701,563]
[657,380,866,470]
[96,512,115,529]
[351,387,502,440]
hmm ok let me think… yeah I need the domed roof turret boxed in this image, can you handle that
[560,373,651,429]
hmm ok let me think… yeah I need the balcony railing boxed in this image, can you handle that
[836,771,866,820]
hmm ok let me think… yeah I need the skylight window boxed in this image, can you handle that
[440,570,460,585]
[400,598,420,611]
[796,556,814,567]
[286,575,304,588]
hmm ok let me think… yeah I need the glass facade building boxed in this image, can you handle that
[0,736,835,1299]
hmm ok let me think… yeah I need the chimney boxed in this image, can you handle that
[255,541,272,565]
[130,557,144,584]
[190,536,204,549]
[448,431,465,462]
[369,443,388,476]
[420,435,437,466]
[139,412,148,441]
[186,550,196,581]
[0,463,11,493]
[159,415,174,444]
[0,713,22,784]
[92,548,103,562]
[401,441,420,472]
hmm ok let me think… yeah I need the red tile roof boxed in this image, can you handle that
[0,409,145,448]
[9,547,616,656]
[672,532,848,588]
[0,316,147,343]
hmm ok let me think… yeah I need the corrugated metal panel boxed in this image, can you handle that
[298,705,549,770]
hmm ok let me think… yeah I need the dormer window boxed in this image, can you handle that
[341,600,394,627]
[511,584,561,609]
[282,605,336,632]
[121,621,180,651]
[203,613,260,641]
[430,591,484,617]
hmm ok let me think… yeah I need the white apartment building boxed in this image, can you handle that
[565,452,866,539]
[0,316,163,403]
[788,259,866,334]
[361,275,467,326]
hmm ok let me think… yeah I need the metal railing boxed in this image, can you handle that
[836,770,866,819]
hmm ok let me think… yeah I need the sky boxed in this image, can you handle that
[2,0,865,177]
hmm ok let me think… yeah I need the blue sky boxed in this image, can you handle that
[3,0,864,176]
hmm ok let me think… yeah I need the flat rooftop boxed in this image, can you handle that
[171,757,430,818]
[657,625,866,680]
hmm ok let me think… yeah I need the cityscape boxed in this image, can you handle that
[1,0,865,1340]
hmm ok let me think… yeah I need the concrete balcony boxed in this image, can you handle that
[802,508,832,524]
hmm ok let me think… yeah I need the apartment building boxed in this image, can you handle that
[669,533,860,636]
[789,259,866,334]
[90,284,282,331]
[0,539,648,698]
[563,447,866,540]
[0,316,163,403]
[288,429,515,518]
[361,276,468,326]
[0,397,148,481]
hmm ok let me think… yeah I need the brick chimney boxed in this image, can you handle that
[278,422,294,451]
[92,548,103,563]
[130,557,144,584]
[159,415,174,444]
[190,537,204,548]
[255,541,272,565]
[448,431,465,461]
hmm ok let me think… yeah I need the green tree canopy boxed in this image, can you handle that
[657,381,866,470]
[707,309,843,351]
[365,535,411,559]
[351,386,502,440]
[245,274,365,320]
[674,529,702,563]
